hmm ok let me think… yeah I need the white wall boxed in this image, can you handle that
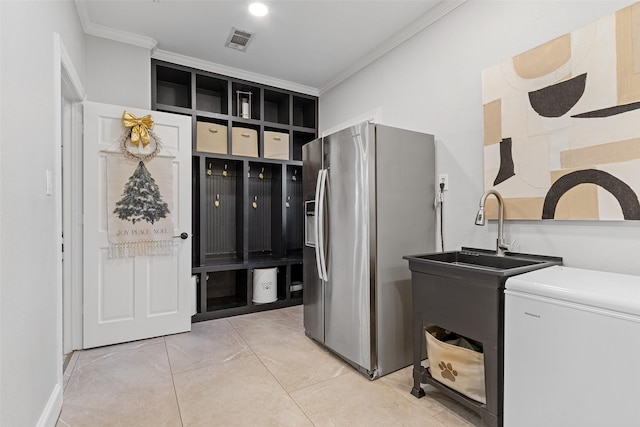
[86,35,151,109]
[320,0,640,275]
[0,5,154,424]
[0,1,86,425]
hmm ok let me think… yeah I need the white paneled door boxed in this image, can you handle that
[83,102,192,348]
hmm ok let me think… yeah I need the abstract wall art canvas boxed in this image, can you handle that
[482,2,640,220]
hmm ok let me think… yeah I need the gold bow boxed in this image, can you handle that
[122,111,154,147]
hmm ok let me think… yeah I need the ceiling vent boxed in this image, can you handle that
[225,27,254,52]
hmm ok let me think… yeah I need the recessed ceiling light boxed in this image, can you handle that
[249,2,268,17]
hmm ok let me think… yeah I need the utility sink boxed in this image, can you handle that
[404,247,561,277]
[405,247,562,427]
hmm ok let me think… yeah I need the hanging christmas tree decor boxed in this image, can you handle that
[105,111,175,258]
[113,161,170,224]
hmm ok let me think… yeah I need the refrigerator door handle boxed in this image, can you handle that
[317,169,329,281]
[313,169,326,281]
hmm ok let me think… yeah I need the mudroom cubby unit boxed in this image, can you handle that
[202,269,248,312]
[203,158,243,263]
[196,74,228,115]
[290,263,303,300]
[293,95,317,129]
[248,162,282,259]
[232,82,261,120]
[285,165,303,255]
[192,157,200,266]
[264,89,290,125]
[155,65,191,109]
[152,59,317,321]
[193,261,304,320]
[153,64,191,112]
[292,131,315,161]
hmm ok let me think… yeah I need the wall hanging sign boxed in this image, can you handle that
[482,2,640,220]
[106,111,174,257]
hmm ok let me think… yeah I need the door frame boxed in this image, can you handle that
[55,33,85,362]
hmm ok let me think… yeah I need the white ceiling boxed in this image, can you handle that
[75,0,464,95]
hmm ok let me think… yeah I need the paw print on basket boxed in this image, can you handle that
[439,361,458,382]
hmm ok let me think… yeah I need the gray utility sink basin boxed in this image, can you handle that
[403,247,561,278]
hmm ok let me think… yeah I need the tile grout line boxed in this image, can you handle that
[283,306,463,425]
[167,318,258,377]
[285,366,354,395]
[164,337,185,427]
[61,308,474,426]
[284,386,317,426]
[170,352,257,377]
[247,332,318,426]
[231,311,318,426]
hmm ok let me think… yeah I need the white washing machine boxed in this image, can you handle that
[504,266,640,427]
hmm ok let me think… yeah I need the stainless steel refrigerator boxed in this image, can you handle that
[303,121,435,379]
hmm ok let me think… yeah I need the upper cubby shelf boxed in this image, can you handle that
[155,65,191,109]
[264,89,290,125]
[196,74,228,115]
[153,60,318,131]
[293,96,316,129]
[232,82,261,121]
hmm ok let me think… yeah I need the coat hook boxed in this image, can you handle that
[207,162,213,176]
[252,195,258,209]
[292,169,297,181]
[259,167,264,180]
[215,194,220,207]
[223,163,228,177]
[286,196,291,208]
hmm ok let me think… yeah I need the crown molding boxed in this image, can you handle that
[152,49,319,97]
[318,0,467,95]
[74,0,157,50]
[85,23,158,50]
[74,0,463,97]
[73,0,90,33]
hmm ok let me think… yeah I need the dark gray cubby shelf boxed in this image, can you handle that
[152,59,316,322]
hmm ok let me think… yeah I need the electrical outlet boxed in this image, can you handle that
[438,174,449,191]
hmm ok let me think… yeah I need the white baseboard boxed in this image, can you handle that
[36,383,63,427]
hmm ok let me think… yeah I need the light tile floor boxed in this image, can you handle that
[58,305,483,426]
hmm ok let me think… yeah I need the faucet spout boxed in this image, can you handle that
[475,189,509,256]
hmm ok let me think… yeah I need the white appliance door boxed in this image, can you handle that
[323,122,372,372]
[504,289,640,426]
[83,101,192,348]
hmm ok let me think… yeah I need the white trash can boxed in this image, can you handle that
[252,267,278,304]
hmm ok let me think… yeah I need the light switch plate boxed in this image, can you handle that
[46,169,53,196]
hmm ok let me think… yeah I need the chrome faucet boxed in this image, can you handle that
[475,189,510,256]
